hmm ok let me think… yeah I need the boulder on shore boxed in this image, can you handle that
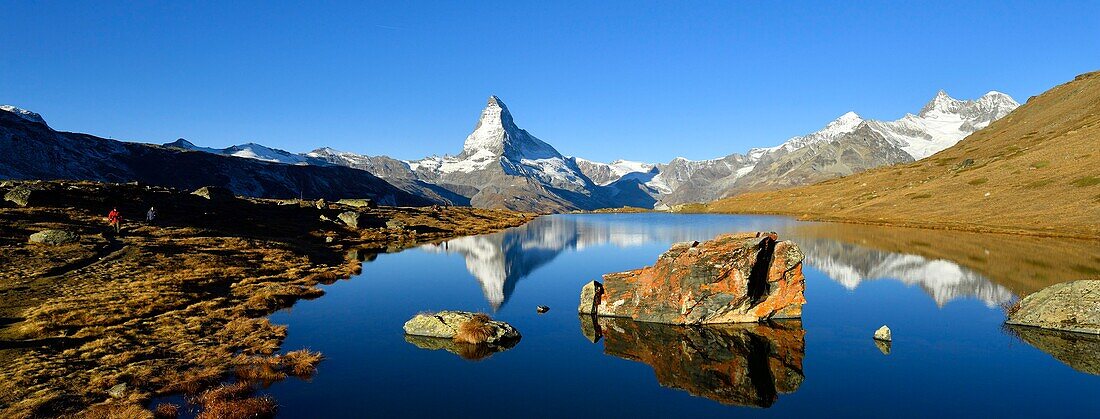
[1006,280,1100,334]
[337,198,375,208]
[29,229,80,245]
[403,311,520,345]
[338,211,362,228]
[578,232,806,324]
[191,186,235,201]
[4,186,35,207]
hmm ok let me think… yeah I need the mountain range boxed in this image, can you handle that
[0,109,437,205]
[1,90,1017,212]
[704,70,1100,239]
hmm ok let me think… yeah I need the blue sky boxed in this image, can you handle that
[2,1,1097,162]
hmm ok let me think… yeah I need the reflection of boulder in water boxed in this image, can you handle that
[874,339,891,355]
[404,335,518,361]
[1008,326,1100,375]
[583,316,805,407]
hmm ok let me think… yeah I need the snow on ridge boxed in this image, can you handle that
[0,105,47,125]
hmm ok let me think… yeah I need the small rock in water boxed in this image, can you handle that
[873,325,892,342]
[403,311,520,345]
[536,305,550,314]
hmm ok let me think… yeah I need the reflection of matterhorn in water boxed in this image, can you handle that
[421,214,1015,310]
[420,214,781,309]
[796,238,1014,307]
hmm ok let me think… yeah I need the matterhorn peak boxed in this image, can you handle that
[458,95,560,162]
[0,105,47,126]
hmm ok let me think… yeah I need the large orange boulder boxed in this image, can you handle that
[578,232,805,324]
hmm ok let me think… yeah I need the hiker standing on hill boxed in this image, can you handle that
[146,206,157,223]
[107,208,121,233]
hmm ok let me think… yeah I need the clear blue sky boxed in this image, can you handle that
[2,1,1097,162]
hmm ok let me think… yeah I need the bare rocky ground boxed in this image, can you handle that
[0,180,535,417]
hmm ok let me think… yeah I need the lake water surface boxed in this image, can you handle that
[265,214,1100,417]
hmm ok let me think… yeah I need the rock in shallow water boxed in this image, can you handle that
[403,311,520,344]
[1006,280,1100,334]
[578,232,806,324]
[874,325,892,342]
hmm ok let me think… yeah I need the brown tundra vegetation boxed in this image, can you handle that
[0,180,535,417]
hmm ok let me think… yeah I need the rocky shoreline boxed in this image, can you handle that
[0,180,535,417]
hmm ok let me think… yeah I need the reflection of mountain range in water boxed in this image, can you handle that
[421,215,1015,309]
[796,238,1015,307]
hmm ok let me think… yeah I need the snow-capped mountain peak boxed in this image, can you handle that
[0,105,47,126]
[774,110,866,152]
[460,95,559,161]
[918,90,964,117]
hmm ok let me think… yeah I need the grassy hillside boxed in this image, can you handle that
[705,71,1100,239]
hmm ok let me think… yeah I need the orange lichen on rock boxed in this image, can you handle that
[579,232,805,324]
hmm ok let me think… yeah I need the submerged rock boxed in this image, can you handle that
[581,315,805,407]
[578,232,806,324]
[403,311,520,345]
[1006,280,1100,334]
[28,229,79,245]
[874,325,892,342]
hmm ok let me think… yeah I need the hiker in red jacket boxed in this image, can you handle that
[107,208,121,233]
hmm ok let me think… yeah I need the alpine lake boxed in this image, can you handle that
[255,214,1100,417]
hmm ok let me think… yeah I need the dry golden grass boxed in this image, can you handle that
[0,181,536,417]
[152,403,179,419]
[192,382,277,419]
[454,313,495,344]
[282,349,324,378]
[79,402,154,419]
[705,70,1100,239]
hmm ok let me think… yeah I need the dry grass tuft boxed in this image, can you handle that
[194,382,277,419]
[282,349,324,378]
[152,403,180,419]
[82,402,154,419]
[454,313,495,344]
